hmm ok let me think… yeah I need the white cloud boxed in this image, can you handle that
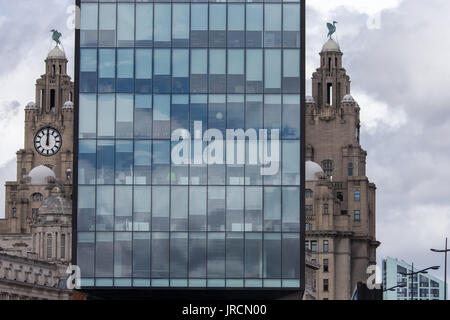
[354,90,408,134]
[308,0,403,16]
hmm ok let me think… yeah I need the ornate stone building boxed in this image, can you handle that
[1,45,73,235]
[305,39,380,300]
[0,44,74,300]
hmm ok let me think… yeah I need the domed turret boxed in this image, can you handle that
[47,46,66,60]
[63,101,74,109]
[342,94,355,103]
[28,165,56,185]
[306,161,324,181]
[25,102,38,110]
[321,39,341,53]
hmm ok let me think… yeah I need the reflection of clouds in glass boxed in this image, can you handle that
[216,112,223,120]
[153,95,170,120]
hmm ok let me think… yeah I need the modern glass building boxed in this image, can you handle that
[74,0,305,295]
[382,257,446,300]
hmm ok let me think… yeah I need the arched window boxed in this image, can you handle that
[47,234,52,259]
[12,208,17,217]
[32,193,43,201]
[322,160,333,177]
[348,163,354,177]
[305,189,313,198]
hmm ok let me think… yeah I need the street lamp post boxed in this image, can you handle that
[400,264,440,300]
[431,237,449,300]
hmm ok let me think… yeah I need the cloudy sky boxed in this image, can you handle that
[0,0,449,283]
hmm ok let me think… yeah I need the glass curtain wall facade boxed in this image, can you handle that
[75,0,304,289]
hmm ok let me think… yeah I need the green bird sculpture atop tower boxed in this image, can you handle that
[51,29,62,46]
[327,21,338,39]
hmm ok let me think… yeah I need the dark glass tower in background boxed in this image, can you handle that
[74,0,305,297]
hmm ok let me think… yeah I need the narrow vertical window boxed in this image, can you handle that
[323,240,329,253]
[354,210,361,221]
[348,163,354,176]
[323,259,329,272]
[324,204,329,215]
[327,83,333,105]
[323,279,329,292]
[354,190,361,201]
[47,234,52,259]
[322,160,333,177]
[61,234,66,259]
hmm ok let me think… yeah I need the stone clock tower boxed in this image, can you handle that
[0,44,74,235]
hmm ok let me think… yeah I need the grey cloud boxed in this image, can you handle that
[0,100,20,122]
[0,0,74,77]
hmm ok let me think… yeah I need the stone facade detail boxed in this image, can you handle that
[0,45,74,300]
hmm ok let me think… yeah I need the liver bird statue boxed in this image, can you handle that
[327,21,338,39]
[51,29,62,46]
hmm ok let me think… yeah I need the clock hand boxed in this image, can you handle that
[46,128,50,146]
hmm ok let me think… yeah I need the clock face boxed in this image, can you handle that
[34,127,62,157]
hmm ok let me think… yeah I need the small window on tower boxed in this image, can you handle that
[50,89,55,112]
[52,65,56,77]
[323,204,329,215]
[21,168,26,178]
[47,234,52,259]
[12,208,17,217]
[328,57,332,72]
[327,83,333,105]
[323,240,329,252]
[61,234,66,259]
[311,240,318,252]
[322,160,333,177]
[323,259,329,272]
[323,279,329,292]
[348,163,354,176]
